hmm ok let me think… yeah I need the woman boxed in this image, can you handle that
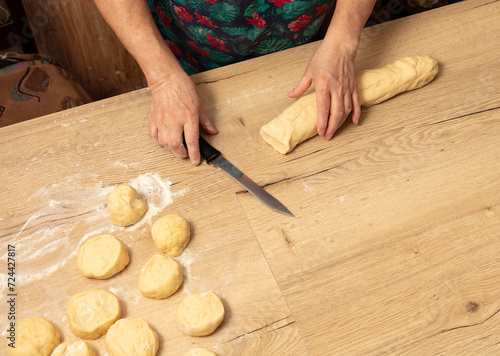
[93,0,377,164]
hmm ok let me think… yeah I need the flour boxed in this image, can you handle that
[177,249,195,284]
[125,172,180,231]
[7,171,183,287]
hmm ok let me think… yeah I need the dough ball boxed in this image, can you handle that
[51,339,95,356]
[138,254,183,299]
[77,234,129,279]
[7,317,60,356]
[184,348,217,356]
[151,214,190,256]
[108,184,147,226]
[177,291,225,336]
[105,318,159,356]
[67,289,121,339]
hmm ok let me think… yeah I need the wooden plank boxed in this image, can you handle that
[208,0,500,354]
[21,0,146,100]
[0,95,308,355]
[1,0,499,354]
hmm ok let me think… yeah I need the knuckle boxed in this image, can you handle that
[158,137,168,147]
[319,105,330,114]
[169,138,182,150]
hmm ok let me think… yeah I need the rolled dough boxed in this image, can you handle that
[177,291,225,337]
[105,318,159,356]
[151,214,190,256]
[138,254,183,299]
[260,55,439,154]
[67,289,121,339]
[50,339,95,356]
[7,317,60,356]
[108,184,147,226]
[77,234,129,279]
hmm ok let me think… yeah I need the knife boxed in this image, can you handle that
[191,135,295,217]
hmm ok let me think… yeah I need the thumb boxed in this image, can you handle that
[199,111,218,135]
[288,73,313,98]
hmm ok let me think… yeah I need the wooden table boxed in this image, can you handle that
[1,0,499,354]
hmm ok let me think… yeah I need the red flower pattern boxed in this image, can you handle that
[174,6,193,23]
[288,14,312,32]
[188,41,211,58]
[152,0,329,74]
[206,34,230,52]
[156,7,171,27]
[166,40,182,56]
[268,0,293,7]
[195,12,218,28]
[246,12,266,28]
[316,4,329,15]
[186,53,200,69]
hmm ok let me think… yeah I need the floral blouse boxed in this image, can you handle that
[146,0,334,74]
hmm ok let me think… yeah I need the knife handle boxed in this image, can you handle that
[198,136,221,163]
[182,133,221,164]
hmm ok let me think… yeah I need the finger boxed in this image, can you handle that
[324,91,344,140]
[199,111,218,135]
[149,117,159,146]
[157,118,170,148]
[316,90,331,137]
[288,74,313,98]
[167,124,188,158]
[344,92,353,122]
[184,122,201,165]
[351,89,361,125]
[326,92,352,139]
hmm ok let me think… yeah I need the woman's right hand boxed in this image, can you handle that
[148,71,217,165]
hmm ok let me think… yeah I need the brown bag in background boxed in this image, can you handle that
[0,54,92,127]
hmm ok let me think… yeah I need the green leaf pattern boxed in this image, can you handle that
[146,0,331,74]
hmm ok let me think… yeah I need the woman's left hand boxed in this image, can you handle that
[288,38,361,141]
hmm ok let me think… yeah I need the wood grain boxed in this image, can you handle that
[20,0,146,100]
[0,92,308,355]
[1,0,499,355]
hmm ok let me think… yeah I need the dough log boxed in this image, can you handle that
[260,55,439,154]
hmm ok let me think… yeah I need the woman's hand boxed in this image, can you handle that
[288,38,360,141]
[148,71,217,165]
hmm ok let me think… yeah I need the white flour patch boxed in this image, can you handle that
[108,275,142,305]
[124,172,176,231]
[303,182,314,193]
[7,172,180,287]
[59,118,89,127]
[177,249,195,284]
[113,161,129,168]
[112,161,141,169]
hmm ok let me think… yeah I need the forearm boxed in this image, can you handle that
[93,0,184,83]
[324,0,377,53]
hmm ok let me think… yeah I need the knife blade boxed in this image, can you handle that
[195,135,295,217]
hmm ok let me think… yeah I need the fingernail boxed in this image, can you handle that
[191,159,200,165]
